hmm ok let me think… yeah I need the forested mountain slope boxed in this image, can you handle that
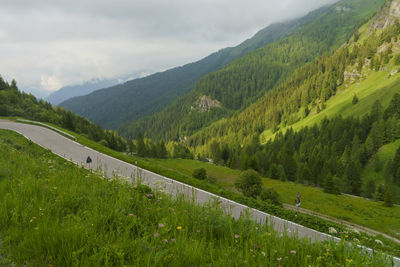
[185,0,400,202]
[0,78,126,151]
[121,0,384,141]
[59,9,323,129]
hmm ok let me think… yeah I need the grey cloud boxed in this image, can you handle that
[0,0,338,94]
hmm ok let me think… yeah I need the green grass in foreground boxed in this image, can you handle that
[0,130,393,266]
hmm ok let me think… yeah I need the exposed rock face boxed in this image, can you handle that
[371,0,400,30]
[344,70,361,83]
[335,6,351,12]
[191,95,222,112]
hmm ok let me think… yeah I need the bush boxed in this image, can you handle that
[235,169,262,198]
[352,94,359,105]
[192,168,207,180]
[260,187,281,206]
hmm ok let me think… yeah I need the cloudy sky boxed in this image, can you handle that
[0,0,337,97]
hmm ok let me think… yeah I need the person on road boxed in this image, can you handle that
[295,192,301,215]
[86,156,92,166]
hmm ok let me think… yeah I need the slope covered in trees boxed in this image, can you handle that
[59,9,323,129]
[120,0,384,141]
[185,1,400,202]
[0,78,126,152]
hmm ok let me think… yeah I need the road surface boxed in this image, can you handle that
[0,119,398,265]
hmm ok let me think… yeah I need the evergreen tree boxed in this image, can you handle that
[384,186,394,207]
[363,179,376,199]
[352,94,359,105]
[269,164,280,180]
[158,141,168,158]
[345,161,362,195]
[323,173,340,194]
[136,132,146,157]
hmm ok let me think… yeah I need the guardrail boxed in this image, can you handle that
[16,119,77,141]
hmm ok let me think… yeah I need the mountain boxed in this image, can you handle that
[46,78,121,105]
[120,0,385,141]
[181,0,400,200]
[59,6,333,129]
[46,71,150,106]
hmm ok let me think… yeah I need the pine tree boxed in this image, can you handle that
[345,161,362,195]
[384,186,394,207]
[323,173,340,194]
[352,94,359,105]
[136,132,146,157]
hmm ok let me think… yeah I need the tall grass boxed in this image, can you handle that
[0,130,393,266]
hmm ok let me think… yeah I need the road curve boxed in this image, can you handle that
[0,119,398,265]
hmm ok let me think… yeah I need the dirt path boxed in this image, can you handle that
[283,203,400,244]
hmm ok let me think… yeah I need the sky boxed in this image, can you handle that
[0,0,338,97]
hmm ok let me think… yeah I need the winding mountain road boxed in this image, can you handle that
[0,119,399,265]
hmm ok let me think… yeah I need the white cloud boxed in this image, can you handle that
[0,0,338,96]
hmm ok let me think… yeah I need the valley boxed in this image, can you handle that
[1,0,400,265]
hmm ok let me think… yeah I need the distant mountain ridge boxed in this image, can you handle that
[46,78,121,105]
[59,6,331,129]
[46,71,149,105]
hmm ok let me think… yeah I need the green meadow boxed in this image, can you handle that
[0,130,394,266]
[149,157,400,239]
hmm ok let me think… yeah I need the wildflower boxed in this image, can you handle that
[129,213,134,217]
[171,238,176,243]
[328,227,337,235]
[290,250,296,255]
[158,223,165,228]
[154,233,159,237]
[261,251,266,257]
[197,229,201,233]
[164,239,169,243]
[345,234,349,238]
[277,257,282,262]
[177,226,182,230]
[234,234,240,239]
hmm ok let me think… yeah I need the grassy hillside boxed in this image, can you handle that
[121,0,384,141]
[148,157,400,238]
[260,69,400,142]
[0,130,393,266]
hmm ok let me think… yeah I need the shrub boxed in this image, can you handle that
[192,168,207,180]
[235,169,262,198]
[260,187,281,206]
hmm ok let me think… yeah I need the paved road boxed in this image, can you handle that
[0,119,398,265]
